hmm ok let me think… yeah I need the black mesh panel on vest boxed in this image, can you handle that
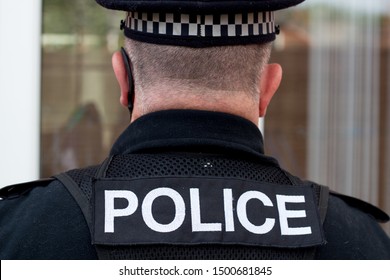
[66,153,317,260]
[106,153,293,185]
[99,244,308,260]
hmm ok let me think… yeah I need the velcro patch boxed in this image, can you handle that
[93,177,325,248]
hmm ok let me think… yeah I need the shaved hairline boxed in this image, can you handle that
[124,39,272,102]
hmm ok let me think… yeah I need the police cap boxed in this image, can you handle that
[96,0,306,47]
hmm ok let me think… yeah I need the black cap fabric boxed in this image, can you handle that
[96,0,305,13]
[96,0,306,47]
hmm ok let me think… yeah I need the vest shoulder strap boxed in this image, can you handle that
[53,172,94,233]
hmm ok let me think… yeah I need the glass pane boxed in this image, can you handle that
[41,0,128,176]
[268,0,390,233]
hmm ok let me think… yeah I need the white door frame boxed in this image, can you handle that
[0,0,42,187]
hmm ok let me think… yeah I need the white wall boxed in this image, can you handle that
[0,0,42,187]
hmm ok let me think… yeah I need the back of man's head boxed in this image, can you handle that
[125,39,272,112]
[101,0,302,120]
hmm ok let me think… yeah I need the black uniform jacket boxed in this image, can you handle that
[0,110,389,259]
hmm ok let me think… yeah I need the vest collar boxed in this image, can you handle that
[110,110,271,161]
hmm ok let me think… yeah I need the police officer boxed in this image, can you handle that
[0,0,389,260]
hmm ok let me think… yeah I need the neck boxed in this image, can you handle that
[131,87,260,125]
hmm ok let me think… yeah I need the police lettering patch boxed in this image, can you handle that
[93,177,325,248]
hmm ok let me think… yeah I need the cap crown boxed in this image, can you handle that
[96,0,305,13]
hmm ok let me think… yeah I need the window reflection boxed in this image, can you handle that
[41,0,128,176]
[269,1,390,233]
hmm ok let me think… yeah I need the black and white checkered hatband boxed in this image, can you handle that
[122,11,277,47]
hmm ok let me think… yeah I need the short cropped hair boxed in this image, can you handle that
[124,39,271,101]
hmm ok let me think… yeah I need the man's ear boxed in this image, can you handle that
[259,63,282,117]
[112,51,129,107]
